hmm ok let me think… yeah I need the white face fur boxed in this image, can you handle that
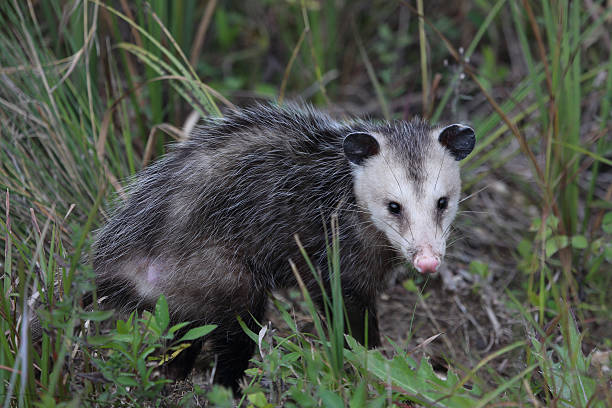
[345,124,474,274]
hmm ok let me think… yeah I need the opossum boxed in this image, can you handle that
[93,103,475,391]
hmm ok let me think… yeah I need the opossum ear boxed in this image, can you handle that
[438,124,475,161]
[343,132,380,165]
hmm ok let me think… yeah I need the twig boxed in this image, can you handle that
[189,0,217,67]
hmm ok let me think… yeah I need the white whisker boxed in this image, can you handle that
[459,184,490,203]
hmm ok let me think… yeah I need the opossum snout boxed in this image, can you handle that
[412,246,441,274]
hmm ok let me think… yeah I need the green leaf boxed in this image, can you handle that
[570,235,588,249]
[86,335,110,346]
[547,215,559,230]
[318,389,344,408]
[80,309,115,322]
[349,381,367,408]
[247,391,269,408]
[111,333,136,343]
[137,358,147,377]
[116,375,138,387]
[146,318,162,338]
[206,385,234,408]
[529,217,542,231]
[366,396,386,408]
[402,279,418,292]
[546,235,568,258]
[141,345,158,360]
[517,239,532,258]
[168,321,191,335]
[345,343,482,407]
[178,324,217,342]
[290,385,317,407]
[281,352,301,364]
[154,295,169,332]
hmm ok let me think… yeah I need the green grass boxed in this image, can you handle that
[1,0,611,406]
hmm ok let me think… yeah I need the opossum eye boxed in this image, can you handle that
[388,201,401,215]
[437,197,449,211]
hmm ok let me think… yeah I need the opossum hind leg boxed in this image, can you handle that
[162,252,268,393]
[209,290,267,393]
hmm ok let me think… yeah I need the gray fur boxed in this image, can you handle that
[93,103,465,390]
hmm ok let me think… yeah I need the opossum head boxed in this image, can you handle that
[344,122,475,274]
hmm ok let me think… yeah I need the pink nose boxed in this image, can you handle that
[414,254,440,274]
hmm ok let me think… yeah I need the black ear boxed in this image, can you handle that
[438,124,475,161]
[343,132,380,165]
